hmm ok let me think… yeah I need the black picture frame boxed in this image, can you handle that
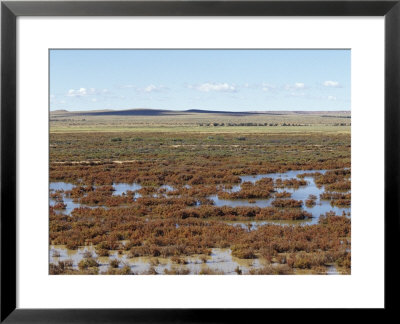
[1,0,399,322]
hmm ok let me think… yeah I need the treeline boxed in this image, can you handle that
[197,122,309,127]
[196,122,350,127]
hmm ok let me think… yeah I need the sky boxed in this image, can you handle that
[50,49,350,112]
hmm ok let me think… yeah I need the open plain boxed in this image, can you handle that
[49,109,351,275]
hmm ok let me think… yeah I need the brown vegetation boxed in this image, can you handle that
[49,129,351,275]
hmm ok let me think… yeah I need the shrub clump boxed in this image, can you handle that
[78,258,99,270]
[231,245,257,259]
[109,259,120,268]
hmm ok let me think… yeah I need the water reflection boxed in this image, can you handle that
[208,169,350,224]
[226,219,314,230]
[50,168,350,223]
[112,183,142,196]
[49,181,142,215]
[50,246,272,275]
[50,182,75,191]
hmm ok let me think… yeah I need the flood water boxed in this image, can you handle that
[209,169,350,225]
[49,181,143,215]
[49,169,350,222]
[226,219,314,230]
[50,245,339,275]
[49,169,349,274]
[112,183,142,196]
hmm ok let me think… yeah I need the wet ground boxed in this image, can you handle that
[49,169,349,274]
[49,245,340,275]
[50,169,350,225]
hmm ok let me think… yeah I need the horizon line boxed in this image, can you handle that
[50,107,352,113]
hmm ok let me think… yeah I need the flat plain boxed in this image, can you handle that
[49,109,351,275]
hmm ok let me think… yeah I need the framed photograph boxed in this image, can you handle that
[1,0,398,321]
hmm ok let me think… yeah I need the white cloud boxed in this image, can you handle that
[66,87,109,99]
[323,80,340,87]
[261,83,276,91]
[284,82,306,91]
[143,84,167,93]
[192,82,237,92]
[328,95,337,101]
[294,82,305,89]
[67,87,88,97]
[241,83,261,90]
[121,84,167,92]
[66,87,104,97]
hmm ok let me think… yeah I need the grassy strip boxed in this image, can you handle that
[50,125,351,134]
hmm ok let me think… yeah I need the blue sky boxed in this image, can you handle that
[50,49,350,111]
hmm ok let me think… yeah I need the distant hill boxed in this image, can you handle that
[51,108,350,118]
[74,109,177,117]
[184,109,267,116]
[51,108,263,117]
